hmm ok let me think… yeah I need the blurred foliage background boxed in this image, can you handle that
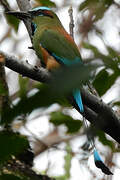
[0,0,120,179]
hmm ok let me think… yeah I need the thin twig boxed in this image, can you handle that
[68,6,74,39]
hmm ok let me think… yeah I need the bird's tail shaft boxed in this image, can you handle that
[83,116,113,175]
[72,89,113,175]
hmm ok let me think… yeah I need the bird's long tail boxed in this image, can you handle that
[72,88,113,175]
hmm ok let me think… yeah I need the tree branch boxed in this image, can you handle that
[5,159,55,180]
[16,0,32,40]
[81,89,120,143]
[0,53,10,117]
[4,52,50,83]
[3,51,120,144]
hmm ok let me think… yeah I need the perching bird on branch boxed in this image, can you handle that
[7,6,112,175]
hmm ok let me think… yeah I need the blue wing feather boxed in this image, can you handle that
[52,53,82,66]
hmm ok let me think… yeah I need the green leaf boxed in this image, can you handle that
[113,101,120,107]
[0,80,7,95]
[35,0,56,7]
[5,14,20,32]
[64,144,72,178]
[83,42,100,57]
[107,46,119,58]
[93,69,109,96]
[19,76,29,98]
[93,68,118,96]
[83,43,120,96]
[55,144,72,180]
[50,111,82,133]
[0,84,68,124]
[83,42,120,72]
[3,0,20,31]
[0,131,29,164]
[0,174,26,180]
[79,0,113,21]
[97,130,114,150]
[79,0,97,11]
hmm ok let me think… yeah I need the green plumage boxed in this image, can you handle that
[32,15,82,64]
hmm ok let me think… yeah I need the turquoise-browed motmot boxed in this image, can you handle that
[7,6,112,175]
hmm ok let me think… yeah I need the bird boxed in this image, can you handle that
[7,6,113,175]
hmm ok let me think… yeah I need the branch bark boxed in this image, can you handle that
[5,159,55,180]
[0,53,10,116]
[16,0,32,40]
[3,51,120,144]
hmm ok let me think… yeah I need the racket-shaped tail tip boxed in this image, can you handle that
[94,149,113,175]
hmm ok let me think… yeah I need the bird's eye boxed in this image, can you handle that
[31,22,37,36]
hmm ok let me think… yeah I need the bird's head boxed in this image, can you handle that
[6,6,56,20]
[7,6,61,36]
[29,6,55,19]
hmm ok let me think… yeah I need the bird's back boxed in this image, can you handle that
[32,16,82,67]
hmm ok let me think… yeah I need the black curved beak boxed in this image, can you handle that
[6,11,31,20]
